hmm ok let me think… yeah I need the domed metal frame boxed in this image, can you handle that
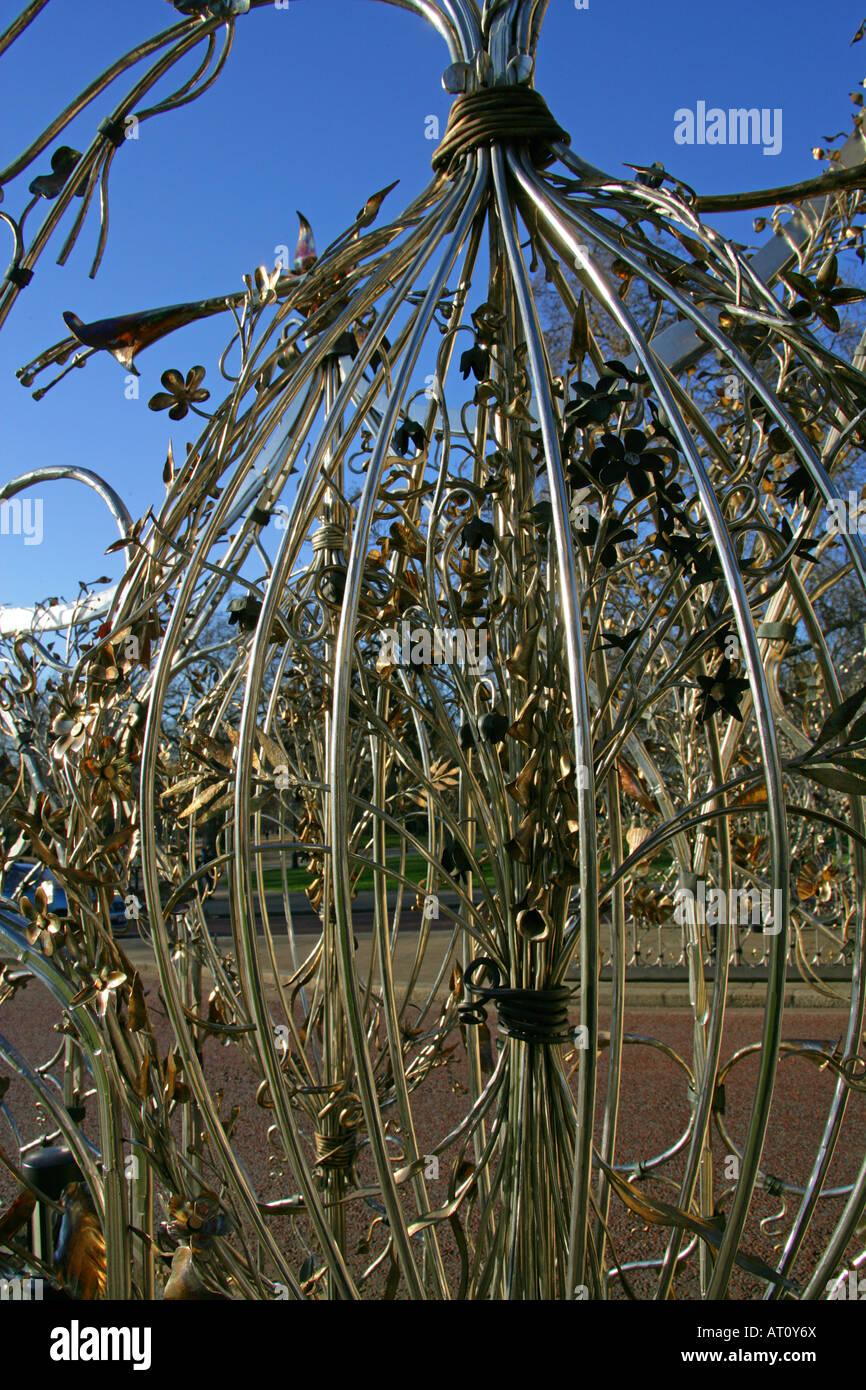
[1,0,865,1302]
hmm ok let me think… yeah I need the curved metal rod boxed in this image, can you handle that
[0,463,132,535]
[0,918,135,1295]
[127,205,455,1293]
[0,21,222,330]
[0,210,24,266]
[0,13,204,186]
[0,0,52,60]
[512,149,790,1298]
[379,0,467,61]
[491,144,601,1291]
[0,466,131,637]
[325,157,486,1296]
[761,565,866,1293]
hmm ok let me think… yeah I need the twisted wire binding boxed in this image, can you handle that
[432,87,569,176]
[312,524,346,552]
[459,957,573,1044]
[314,1129,358,1170]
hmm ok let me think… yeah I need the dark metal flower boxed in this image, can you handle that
[393,418,426,457]
[598,627,642,656]
[652,485,687,537]
[777,464,817,506]
[564,361,646,445]
[696,658,750,723]
[148,366,209,421]
[478,711,510,743]
[459,344,490,381]
[565,375,632,433]
[658,530,721,583]
[785,254,866,334]
[585,429,666,499]
[227,595,262,632]
[441,838,471,879]
[573,509,636,569]
[172,0,250,15]
[690,544,723,584]
[459,515,495,550]
[29,147,86,200]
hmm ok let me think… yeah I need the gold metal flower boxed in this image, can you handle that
[148,366,210,421]
[18,886,65,957]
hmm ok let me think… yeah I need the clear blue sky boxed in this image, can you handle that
[1,0,865,606]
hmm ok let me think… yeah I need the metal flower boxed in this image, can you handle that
[573,509,636,569]
[29,147,85,200]
[172,1,250,15]
[563,362,640,438]
[227,594,262,631]
[695,658,751,723]
[785,253,866,333]
[777,463,818,506]
[69,966,127,1019]
[243,263,281,307]
[393,418,426,457]
[50,705,93,762]
[584,428,666,500]
[148,366,209,420]
[459,343,490,380]
[19,886,65,957]
[81,738,133,808]
[598,626,642,656]
[165,1192,230,1253]
[459,515,496,550]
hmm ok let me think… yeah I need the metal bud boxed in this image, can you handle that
[505,749,539,807]
[479,710,509,743]
[516,905,550,941]
[505,620,541,681]
[506,810,537,864]
[509,692,540,744]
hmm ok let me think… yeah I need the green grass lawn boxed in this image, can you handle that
[258,841,673,896]
[261,849,497,894]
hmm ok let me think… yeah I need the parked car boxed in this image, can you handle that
[1,861,67,913]
[109,894,132,934]
[1,861,132,935]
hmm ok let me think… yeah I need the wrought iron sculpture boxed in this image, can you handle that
[1,0,866,1301]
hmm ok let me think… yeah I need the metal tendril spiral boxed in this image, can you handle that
[1,0,866,1302]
